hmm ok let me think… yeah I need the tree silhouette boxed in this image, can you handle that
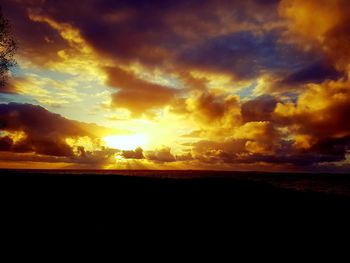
[0,7,16,89]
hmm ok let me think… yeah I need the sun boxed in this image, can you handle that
[103,134,147,150]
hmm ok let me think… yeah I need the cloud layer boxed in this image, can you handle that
[1,0,350,171]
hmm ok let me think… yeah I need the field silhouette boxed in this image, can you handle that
[1,169,349,241]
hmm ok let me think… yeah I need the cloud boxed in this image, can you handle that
[0,78,18,94]
[145,147,176,163]
[0,102,114,157]
[104,66,179,115]
[2,0,305,89]
[119,146,194,163]
[122,147,144,159]
[45,0,281,67]
[281,60,342,86]
[182,91,242,131]
[190,136,350,168]
[1,0,350,171]
[0,147,118,169]
[181,130,203,138]
[274,73,350,140]
[241,95,277,122]
[279,0,350,69]
[1,0,70,66]
[178,30,319,80]
[0,136,12,151]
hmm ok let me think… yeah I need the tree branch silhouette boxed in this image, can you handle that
[0,6,17,89]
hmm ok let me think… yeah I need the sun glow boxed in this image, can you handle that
[103,134,147,150]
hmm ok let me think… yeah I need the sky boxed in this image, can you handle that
[0,0,349,171]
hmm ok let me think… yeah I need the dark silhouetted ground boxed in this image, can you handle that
[0,169,349,244]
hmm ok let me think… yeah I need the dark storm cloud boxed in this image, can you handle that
[281,60,343,85]
[241,95,277,122]
[146,147,176,163]
[121,147,192,162]
[44,0,281,66]
[105,66,179,115]
[280,0,350,70]
[1,103,87,137]
[190,92,241,123]
[1,0,324,114]
[178,30,319,79]
[122,147,144,159]
[274,81,350,140]
[321,7,350,70]
[0,79,18,94]
[192,136,350,167]
[308,136,350,163]
[2,0,350,171]
[0,136,12,151]
[0,102,110,156]
[1,0,286,70]
[246,137,350,166]
[1,0,69,65]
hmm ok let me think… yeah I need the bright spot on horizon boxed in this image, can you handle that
[103,134,147,150]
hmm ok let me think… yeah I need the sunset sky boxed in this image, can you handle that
[0,0,350,171]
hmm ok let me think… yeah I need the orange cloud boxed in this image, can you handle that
[145,147,176,163]
[105,66,179,115]
[181,91,242,134]
[0,103,115,157]
[280,0,341,42]
[280,0,350,69]
[2,0,350,171]
[122,147,144,159]
[274,73,350,140]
